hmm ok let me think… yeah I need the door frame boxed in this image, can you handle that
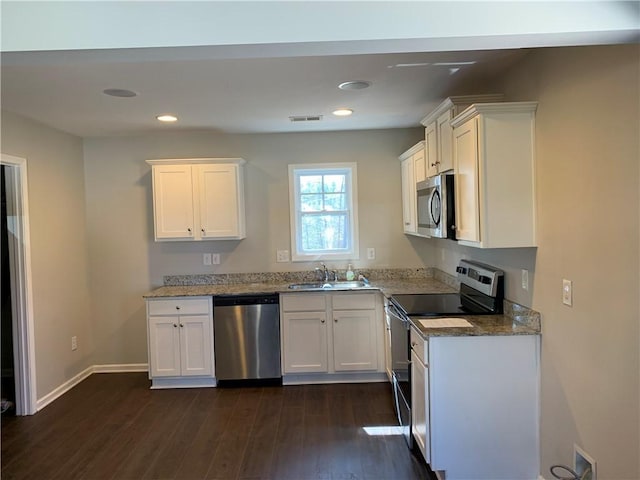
[1,153,37,415]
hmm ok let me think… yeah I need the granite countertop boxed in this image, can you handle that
[143,268,540,336]
[410,314,539,338]
[143,277,455,298]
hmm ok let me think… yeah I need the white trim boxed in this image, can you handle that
[1,154,37,416]
[36,366,94,411]
[283,372,387,385]
[150,377,216,389]
[146,157,245,166]
[93,363,148,373]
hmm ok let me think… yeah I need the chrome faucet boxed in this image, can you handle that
[315,263,329,282]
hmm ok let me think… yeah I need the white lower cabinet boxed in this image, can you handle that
[282,311,328,373]
[280,292,385,381]
[411,326,539,480]
[146,296,215,388]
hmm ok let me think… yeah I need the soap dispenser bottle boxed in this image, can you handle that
[345,264,355,281]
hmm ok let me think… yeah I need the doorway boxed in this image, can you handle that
[1,154,37,415]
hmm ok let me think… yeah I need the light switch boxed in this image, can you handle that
[367,248,376,260]
[211,253,220,265]
[203,253,212,266]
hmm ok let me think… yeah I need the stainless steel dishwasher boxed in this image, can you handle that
[213,294,281,386]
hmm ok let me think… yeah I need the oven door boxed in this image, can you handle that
[387,300,412,447]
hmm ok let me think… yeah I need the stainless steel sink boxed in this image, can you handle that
[288,280,368,290]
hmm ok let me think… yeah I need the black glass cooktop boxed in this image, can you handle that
[391,292,496,316]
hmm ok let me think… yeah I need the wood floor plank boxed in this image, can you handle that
[1,374,434,480]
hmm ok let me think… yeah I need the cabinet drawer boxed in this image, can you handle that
[410,326,428,365]
[331,293,377,310]
[147,297,211,316]
[281,293,327,312]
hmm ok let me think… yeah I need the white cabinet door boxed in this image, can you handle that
[148,317,182,377]
[282,311,328,373]
[332,310,378,372]
[196,163,245,239]
[452,117,480,242]
[152,165,195,240]
[179,315,214,377]
[425,122,439,178]
[411,349,430,463]
[413,147,427,184]
[436,109,453,172]
[400,157,417,234]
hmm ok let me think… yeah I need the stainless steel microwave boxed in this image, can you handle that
[416,173,456,239]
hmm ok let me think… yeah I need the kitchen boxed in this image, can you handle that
[1,2,639,480]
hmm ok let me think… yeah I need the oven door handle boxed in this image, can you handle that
[386,302,411,329]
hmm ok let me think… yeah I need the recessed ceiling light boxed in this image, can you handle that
[103,88,137,98]
[332,108,353,117]
[156,114,178,123]
[338,81,371,90]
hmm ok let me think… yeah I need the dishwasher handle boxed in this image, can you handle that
[213,294,279,307]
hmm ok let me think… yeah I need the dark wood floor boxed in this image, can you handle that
[1,373,434,479]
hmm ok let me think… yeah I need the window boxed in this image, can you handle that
[288,163,359,261]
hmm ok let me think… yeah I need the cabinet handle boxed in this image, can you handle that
[404,222,410,226]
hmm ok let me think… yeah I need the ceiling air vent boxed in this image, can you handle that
[289,115,323,123]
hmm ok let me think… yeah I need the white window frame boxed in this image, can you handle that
[288,163,359,262]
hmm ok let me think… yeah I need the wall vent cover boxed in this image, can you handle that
[289,115,323,122]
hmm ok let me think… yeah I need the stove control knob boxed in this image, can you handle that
[478,275,492,284]
[456,267,467,274]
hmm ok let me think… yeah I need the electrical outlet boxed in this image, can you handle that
[276,250,290,263]
[71,336,77,351]
[574,445,596,480]
[367,247,376,260]
[562,279,573,306]
[211,253,220,265]
[203,253,212,266]
[521,269,529,291]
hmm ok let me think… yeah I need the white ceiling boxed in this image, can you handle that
[1,1,638,138]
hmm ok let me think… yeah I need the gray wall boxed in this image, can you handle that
[1,110,94,398]
[432,44,640,480]
[82,128,432,365]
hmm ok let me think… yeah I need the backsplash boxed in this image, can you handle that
[163,267,435,286]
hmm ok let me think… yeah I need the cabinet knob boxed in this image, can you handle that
[175,306,180,310]
[187,228,192,234]
[201,228,205,234]
[431,163,436,167]
[334,318,338,323]
[321,319,325,324]
[173,324,178,328]
[180,324,184,328]
[411,341,418,347]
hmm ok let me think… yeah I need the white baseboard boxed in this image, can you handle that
[36,364,149,411]
[93,363,148,373]
[36,365,94,411]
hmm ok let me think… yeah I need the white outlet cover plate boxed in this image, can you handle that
[276,250,290,262]
[211,253,220,265]
[367,247,375,260]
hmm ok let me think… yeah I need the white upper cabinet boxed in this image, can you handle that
[147,158,246,241]
[421,94,504,178]
[399,141,425,236]
[451,102,538,248]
